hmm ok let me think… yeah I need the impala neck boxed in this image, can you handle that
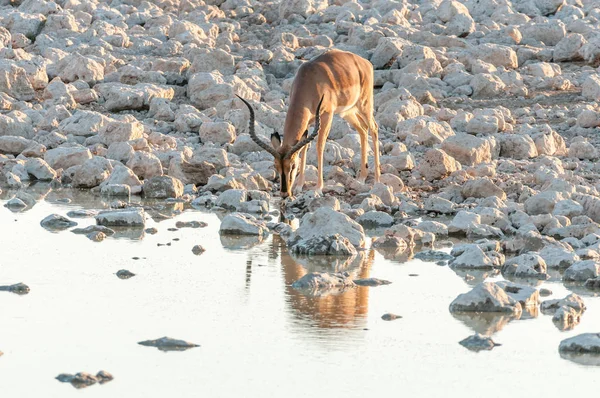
[284,109,311,152]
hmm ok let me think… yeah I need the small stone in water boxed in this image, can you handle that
[0,283,30,295]
[464,274,475,281]
[145,227,158,234]
[192,245,206,255]
[381,313,402,321]
[173,238,180,241]
[176,221,207,228]
[67,210,98,218]
[138,336,199,351]
[116,270,135,279]
[96,371,113,384]
[87,231,106,242]
[56,372,99,389]
[459,334,501,352]
[353,278,392,286]
[539,288,553,296]
[168,228,178,231]
[40,214,77,231]
[409,274,419,277]
[5,198,27,209]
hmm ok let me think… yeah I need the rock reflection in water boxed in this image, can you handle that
[451,312,521,336]
[273,236,374,330]
[559,351,600,367]
[450,268,500,286]
[220,234,265,250]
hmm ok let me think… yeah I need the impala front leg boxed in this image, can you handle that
[293,144,309,195]
[315,112,333,195]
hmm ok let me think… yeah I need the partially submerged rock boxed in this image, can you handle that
[353,278,392,286]
[219,213,268,236]
[459,334,501,352]
[95,209,145,227]
[0,282,30,295]
[40,214,77,231]
[291,272,355,294]
[116,270,135,279]
[559,333,600,356]
[449,282,523,315]
[192,245,206,255]
[56,371,113,389]
[138,337,199,352]
[381,313,402,321]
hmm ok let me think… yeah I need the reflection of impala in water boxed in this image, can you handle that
[270,235,376,330]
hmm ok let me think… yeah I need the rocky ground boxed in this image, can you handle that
[1,0,600,366]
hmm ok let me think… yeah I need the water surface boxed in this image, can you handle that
[0,186,599,397]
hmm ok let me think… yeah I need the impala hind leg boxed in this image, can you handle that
[357,113,381,184]
[315,112,333,195]
[369,118,381,183]
[293,143,309,195]
[344,112,369,183]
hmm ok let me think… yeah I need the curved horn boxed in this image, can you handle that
[285,95,325,159]
[236,95,279,158]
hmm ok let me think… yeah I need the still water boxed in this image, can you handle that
[0,185,599,398]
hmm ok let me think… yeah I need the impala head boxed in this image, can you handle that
[236,95,324,199]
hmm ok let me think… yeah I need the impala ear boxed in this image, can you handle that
[271,132,281,150]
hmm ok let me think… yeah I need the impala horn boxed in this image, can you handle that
[285,95,325,159]
[236,95,280,158]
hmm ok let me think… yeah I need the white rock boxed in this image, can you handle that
[72,157,113,188]
[502,253,549,279]
[569,141,597,160]
[499,135,538,159]
[462,178,506,200]
[107,142,134,163]
[291,272,355,291]
[424,196,455,214]
[495,281,540,308]
[0,136,36,155]
[219,212,268,236]
[143,176,184,199]
[59,111,111,137]
[356,211,394,228]
[287,207,365,249]
[96,209,145,227]
[582,75,600,101]
[564,260,600,282]
[44,146,92,170]
[559,333,600,354]
[199,121,236,145]
[24,158,56,181]
[539,246,580,269]
[99,119,144,145]
[127,152,163,180]
[524,191,565,215]
[417,149,461,181]
[441,134,492,166]
[0,60,35,101]
[449,282,523,314]
[102,165,143,193]
[57,53,104,85]
[449,211,481,234]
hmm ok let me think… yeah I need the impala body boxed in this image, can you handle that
[238,49,381,198]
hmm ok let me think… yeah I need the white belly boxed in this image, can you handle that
[335,104,355,113]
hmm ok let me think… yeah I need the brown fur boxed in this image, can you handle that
[277,49,381,198]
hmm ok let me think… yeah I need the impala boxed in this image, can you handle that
[237,49,381,199]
